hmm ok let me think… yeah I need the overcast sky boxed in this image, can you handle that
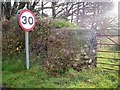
[10,0,120,16]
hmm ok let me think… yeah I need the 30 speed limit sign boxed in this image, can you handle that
[18,9,36,31]
[18,9,36,70]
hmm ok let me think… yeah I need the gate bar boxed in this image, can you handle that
[97,35,120,37]
[96,57,120,60]
[97,43,120,46]
[97,62,119,66]
[97,50,120,53]
[99,67,119,71]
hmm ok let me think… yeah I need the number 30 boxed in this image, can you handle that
[22,16,33,25]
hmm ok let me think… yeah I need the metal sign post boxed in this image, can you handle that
[18,9,36,69]
[25,31,29,69]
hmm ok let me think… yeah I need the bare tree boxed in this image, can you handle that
[2,0,40,20]
[52,2,57,18]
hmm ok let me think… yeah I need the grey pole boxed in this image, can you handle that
[25,31,29,69]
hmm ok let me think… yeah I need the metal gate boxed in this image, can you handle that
[96,28,120,71]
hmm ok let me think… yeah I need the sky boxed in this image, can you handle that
[110,0,120,15]
[10,0,120,16]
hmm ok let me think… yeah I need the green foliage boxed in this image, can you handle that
[67,68,118,88]
[2,56,118,88]
[2,55,26,72]
[52,19,76,28]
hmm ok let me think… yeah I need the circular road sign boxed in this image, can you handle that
[18,9,36,31]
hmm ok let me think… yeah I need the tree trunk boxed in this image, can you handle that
[52,2,56,18]
[41,2,44,17]
[0,2,2,19]
[71,5,73,23]
[76,3,79,25]
[5,1,11,20]
[11,1,18,16]
[18,2,26,10]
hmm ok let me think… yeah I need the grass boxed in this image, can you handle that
[2,54,119,88]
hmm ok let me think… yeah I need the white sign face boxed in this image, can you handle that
[18,9,36,31]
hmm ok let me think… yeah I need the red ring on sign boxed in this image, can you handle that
[18,9,36,31]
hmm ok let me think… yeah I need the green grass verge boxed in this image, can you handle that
[2,55,119,88]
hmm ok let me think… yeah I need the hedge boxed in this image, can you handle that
[2,18,96,73]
